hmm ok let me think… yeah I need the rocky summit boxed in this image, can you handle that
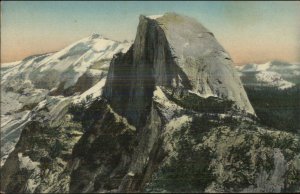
[1,13,299,193]
[104,13,254,128]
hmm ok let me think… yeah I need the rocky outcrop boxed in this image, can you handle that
[100,13,257,191]
[1,13,299,194]
[104,13,254,129]
[99,13,298,193]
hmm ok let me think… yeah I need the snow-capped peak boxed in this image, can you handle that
[237,61,299,90]
[1,34,131,90]
[256,71,295,89]
[1,34,131,166]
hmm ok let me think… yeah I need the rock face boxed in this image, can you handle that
[104,13,254,128]
[100,13,298,193]
[1,13,300,194]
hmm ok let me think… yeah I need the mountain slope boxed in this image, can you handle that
[100,13,297,192]
[1,13,299,193]
[0,34,130,166]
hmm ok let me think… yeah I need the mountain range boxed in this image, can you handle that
[1,13,299,193]
[1,34,130,167]
[237,61,300,89]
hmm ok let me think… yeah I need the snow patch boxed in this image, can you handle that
[37,100,47,110]
[87,69,103,76]
[166,115,192,131]
[72,78,107,104]
[146,15,163,19]
[153,87,183,120]
[256,71,295,89]
[127,171,135,176]
[107,104,136,132]
[1,61,21,68]
[92,38,116,52]
[188,90,216,99]
[18,152,40,170]
[18,153,41,193]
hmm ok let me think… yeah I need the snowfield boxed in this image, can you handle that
[0,34,130,166]
[237,61,299,89]
[256,71,295,89]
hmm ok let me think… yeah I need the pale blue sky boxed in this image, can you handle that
[2,1,300,64]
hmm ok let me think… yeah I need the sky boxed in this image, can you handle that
[1,1,300,65]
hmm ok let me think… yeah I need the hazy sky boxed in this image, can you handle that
[1,1,300,64]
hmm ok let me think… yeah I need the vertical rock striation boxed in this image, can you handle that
[102,12,258,192]
[104,12,255,129]
[2,12,299,194]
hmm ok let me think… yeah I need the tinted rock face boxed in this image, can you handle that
[102,13,259,192]
[104,13,254,129]
[103,16,188,128]
[155,13,254,114]
[2,13,299,194]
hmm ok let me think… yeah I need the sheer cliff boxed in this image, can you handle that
[104,13,254,128]
[1,13,299,194]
